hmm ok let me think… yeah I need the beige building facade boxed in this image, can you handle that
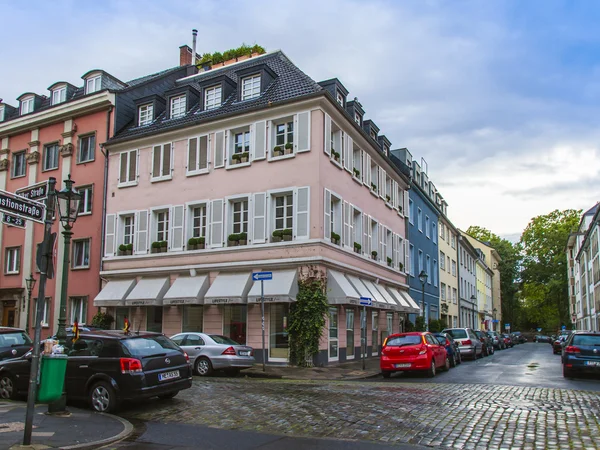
[438,217,459,328]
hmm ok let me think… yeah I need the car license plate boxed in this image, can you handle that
[158,370,180,381]
[395,363,411,368]
[239,351,250,356]
[585,361,600,367]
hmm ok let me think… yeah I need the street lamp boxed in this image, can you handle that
[493,308,497,332]
[470,295,476,329]
[24,273,37,334]
[418,271,428,318]
[54,175,81,344]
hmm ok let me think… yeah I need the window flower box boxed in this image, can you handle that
[371,250,378,260]
[284,143,293,155]
[331,232,341,245]
[386,195,391,204]
[387,257,393,267]
[187,237,205,250]
[160,241,168,252]
[371,183,377,192]
[353,168,360,178]
[238,232,248,245]
[353,242,362,254]
[282,228,293,241]
[331,150,340,163]
[399,262,404,272]
[118,244,133,256]
[240,152,249,163]
[228,233,240,247]
[151,241,167,253]
[272,230,283,242]
[273,146,283,157]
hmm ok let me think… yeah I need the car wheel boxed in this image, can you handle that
[195,357,213,376]
[427,360,436,378]
[457,352,462,365]
[0,374,16,400]
[563,366,574,378]
[450,353,456,368]
[89,381,118,413]
[158,391,179,400]
[490,346,494,355]
[382,371,391,379]
[443,356,450,371]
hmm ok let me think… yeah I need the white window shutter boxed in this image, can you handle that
[393,234,400,269]
[379,225,385,260]
[209,199,224,248]
[342,201,350,248]
[392,180,397,207]
[369,218,375,256]
[249,123,255,161]
[344,135,352,172]
[404,190,410,217]
[363,214,370,255]
[324,113,331,156]
[296,111,310,153]
[405,239,410,273]
[348,204,354,247]
[294,186,310,240]
[135,210,148,254]
[199,135,209,171]
[104,214,116,257]
[324,189,331,240]
[254,121,266,160]
[252,192,267,244]
[214,131,225,168]
[379,168,385,198]
[171,205,184,251]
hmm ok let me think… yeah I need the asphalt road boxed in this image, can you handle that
[363,341,600,390]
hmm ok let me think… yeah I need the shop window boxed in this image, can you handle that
[182,305,203,332]
[269,304,289,359]
[223,305,247,344]
[147,306,163,333]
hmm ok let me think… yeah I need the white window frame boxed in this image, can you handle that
[43,143,60,171]
[187,202,209,241]
[120,213,136,246]
[425,215,430,238]
[409,199,414,224]
[417,208,423,232]
[410,245,415,277]
[227,195,250,236]
[5,247,20,274]
[118,149,138,187]
[354,112,361,125]
[20,96,34,115]
[36,298,50,327]
[187,135,210,175]
[352,205,363,252]
[153,208,170,243]
[151,143,173,182]
[241,75,261,100]
[204,86,222,110]
[330,191,342,241]
[69,297,87,325]
[52,86,67,105]
[270,116,294,158]
[77,185,93,216]
[77,134,95,163]
[12,151,26,178]
[170,95,187,118]
[227,126,252,169]
[440,251,446,270]
[72,238,91,269]
[85,75,101,94]
[336,91,344,106]
[138,103,153,126]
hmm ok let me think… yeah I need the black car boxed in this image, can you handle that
[0,327,32,361]
[0,330,192,413]
[562,331,600,378]
[474,330,494,356]
[433,332,461,367]
[512,332,526,344]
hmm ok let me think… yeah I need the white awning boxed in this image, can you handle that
[204,273,252,305]
[162,275,210,306]
[399,289,421,314]
[371,284,402,311]
[346,275,385,309]
[327,270,361,306]
[125,278,170,306]
[247,270,298,303]
[361,279,393,310]
[387,288,411,312]
[94,279,136,307]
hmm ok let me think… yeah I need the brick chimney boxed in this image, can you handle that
[179,45,193,67]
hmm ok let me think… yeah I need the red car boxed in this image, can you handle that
[380,332,450,378]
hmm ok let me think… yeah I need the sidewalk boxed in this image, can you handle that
[0,401,132,450]
[243,356,382,380]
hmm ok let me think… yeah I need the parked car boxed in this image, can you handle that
[562,331,600,378]
[0,328,32,361]
[553,335,567,354]
[487,331,506,350]
[512,331,526,344]
[475,330,495,356]
[0,330,192,413]
[170,332,255,376]
[535,335,552,344]
[441,328,483,360]
[433,332,461,367]
[380,332,450,378]
[502,333,513,347]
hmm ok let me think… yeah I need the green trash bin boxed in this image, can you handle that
[37,354,68,403]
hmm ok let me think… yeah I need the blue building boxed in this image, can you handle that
[391,149,444,325]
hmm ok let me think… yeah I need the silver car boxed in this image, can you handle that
[170,332,255,376]
[442,328,483,360]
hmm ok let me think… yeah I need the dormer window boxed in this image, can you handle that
[336,91,344,106]
[204,85,222,110]
[354,112,361,125]
[20,97,34,115]
[370,130,376,140]
[0,106,4,122]
[86,75,101,94]
[170,95,186,118]
[52,86,66,105]
[138,103,153,126]
[241,75,261,100]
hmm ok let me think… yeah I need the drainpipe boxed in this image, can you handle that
[99,106,113,293]
[456,235,463,327]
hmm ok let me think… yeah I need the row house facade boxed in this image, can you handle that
[567,204,599,331]
[457,234,478,328]
[438,216,459,328]
[95,50,419,365]
[0,61,191,336]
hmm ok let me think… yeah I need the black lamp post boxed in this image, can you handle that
[418,270,428,319]
[470,295,477,329]
[493,308,497,332]
[24,273,37,334]
[54,174,82,345]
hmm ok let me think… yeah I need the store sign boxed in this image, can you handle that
[162,299,200,306]
[127,300,158,306]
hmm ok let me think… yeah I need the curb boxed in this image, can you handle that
[59,413,134,450]
[244,372,284,379]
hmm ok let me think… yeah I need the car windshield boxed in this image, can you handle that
[0,331,32,347]
[209,335,240,345]
[572,335,600,346]
[445,329,467,339]
[385,335,422,347]
[121,335,180,357]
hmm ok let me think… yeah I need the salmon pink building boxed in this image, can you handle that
[96,50,419,365]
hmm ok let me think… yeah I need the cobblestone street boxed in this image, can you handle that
[120,376,600,449]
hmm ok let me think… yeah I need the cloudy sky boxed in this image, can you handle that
[1,0,598,239]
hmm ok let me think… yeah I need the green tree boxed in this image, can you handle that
[466,226,522,328]
[519,209,581,330]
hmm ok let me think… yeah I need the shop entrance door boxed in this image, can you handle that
[2,307,15,327]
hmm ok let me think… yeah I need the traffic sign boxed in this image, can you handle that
[36,232,56,279]
[359,297,372,306]
[15,180,49,202]
[2,213,26,229]
[252,271,273,281]
[562,325,566,330]
[537,328,542,332]
[504,323,510,330]
[0,189,45,224]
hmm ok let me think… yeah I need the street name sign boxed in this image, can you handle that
[252,271,273,281]
[359,297,372,306]
[0,189,45,224]
[2,213,26,229]
[15,180,49,201]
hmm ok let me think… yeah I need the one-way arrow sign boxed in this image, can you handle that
[0,189,45,224]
